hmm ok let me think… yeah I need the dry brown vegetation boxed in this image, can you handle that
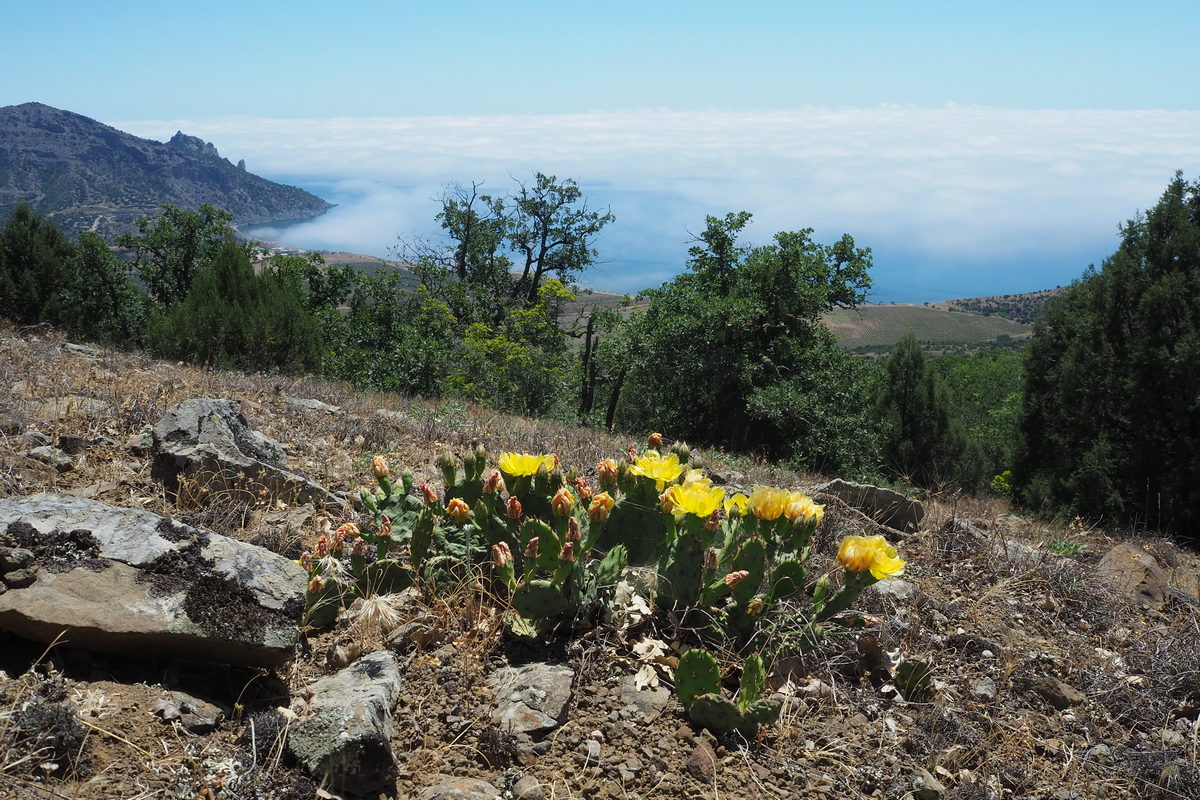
[1,326,1199,800]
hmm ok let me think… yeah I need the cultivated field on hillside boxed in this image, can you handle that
[822,304,1031,353]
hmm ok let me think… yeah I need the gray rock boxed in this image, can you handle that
[23,430,51,449]
[0,546,34,571]
[0,493,305,667]
[285,396,342,415]
[420,776,502,800]
[150,398,342,509]
[1087,743,1113,765]
[2,568,36,589]
[489,662,574,739]
[912,767,946,800]
[620,674,672,720]
[27,446,72,473]
[288,651,404,798]
[971,677,997,700]
[814,478,924,532]
[0,410,25,436]
[152,691,226,734]
[512,775,545,800]
[64,342,104,357]
[869,577,917,600]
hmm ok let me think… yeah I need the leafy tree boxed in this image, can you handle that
[118,203,242,306]
[877,333,964,487]
[63,232,148,344]
[1014,173,1200,533]
[0,202,75,326]
[617,212,877,472]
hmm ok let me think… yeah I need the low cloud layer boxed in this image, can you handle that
[116,108,1200,299]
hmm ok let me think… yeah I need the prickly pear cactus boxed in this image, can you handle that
[675,649,721,709]
[657,530,705,608]
[512,578,572,619]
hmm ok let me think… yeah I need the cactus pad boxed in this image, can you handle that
[675,649,721,709]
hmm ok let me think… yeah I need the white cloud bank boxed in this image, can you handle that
[115,107,1200,298]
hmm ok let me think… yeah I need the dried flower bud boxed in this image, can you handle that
[483,470,506,495]
[379,514,393,539]
[352,539,368,558]
[524,537,540,559]
[506,496,523,519]
[573,476,594,501]
[372,456,390,478]
[336,522,361,539]
[330,529,346,553]
[747,597,765,616]
[566,516,582,542]
[447,497,471,523]
[551,487,575,517]
[597,458,619,489]
[314,534,330,559]
[299,550,313,571]
[704,548,719,571]
[558,541,577,563]
[588,492,615,522]
[492,542,513,567]
[419,480,439,506]
[627,445,638,462]
[647,432,664,450]
[307,575,325,594]
[705,510,721,532]
[723,570,750,588]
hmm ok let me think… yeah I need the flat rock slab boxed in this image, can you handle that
[288,651,404,798]
[151,397,342,509]
[1097,543,1170,607]
[0,493,305,667]
[420,776,502,800]
[489,662,575,739]
[816,479,925,533]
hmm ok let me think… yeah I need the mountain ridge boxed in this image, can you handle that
[0,102,331,238]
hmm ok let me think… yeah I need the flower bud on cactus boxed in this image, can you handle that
[314,535,329,559]
[597,459,619,489]
[627,444,638,462]
[724,570,750,588]
[492,542,513,567]
[746,597,765,616]
[558,541,577,563]
[336,522,361,539]
[419,480,438,506]
[307,575,325,594]
[372,456,390,478]
[352,539,368,558]
[647,432,664,450]
[524,537,540,559]
[588,492,614,522]
[705,510,721,532]
[507,496,523,519]
[379,514,392,538]
[447,497,471,523]
[483,469,506,494]
[704,547,719,570]
[573,476,594,501]
[331,529,346,554]
[565,516,582,542]
[551,487,575,517]
[300,550,313,571]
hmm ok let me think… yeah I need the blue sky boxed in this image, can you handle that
[4,1,1199,299]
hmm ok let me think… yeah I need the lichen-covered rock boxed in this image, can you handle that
[815,478,924,532]
[288,651,404,797]
[0,493,305,667]
[488,662,575,739]
[150,397,342,509]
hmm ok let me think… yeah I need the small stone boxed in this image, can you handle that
[0,547,34,571]
[23,430,51,448]
[56,435,90,455]
[912,767,946,800]
[971,677,997,700]
[1024,675,1087,709]
[2,568,37,589]
[512,775,545,800]
[27,446,72,473]
[685,740,717,782]
[1161,729,1186,747]
[420,776,502,800]
[1087,744,1113,764]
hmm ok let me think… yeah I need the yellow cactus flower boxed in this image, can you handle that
[784,492,825,526]
[682,469,713,487]
[446,497,472,523]
[551,487,576,517]
[660,482,725,518]
[372,456,390,478]
[836,535,905,580]
[628,451,685,490]
[747,487,790,521]
[499,452,556,477]
[597,458,620,489]
[724,492,749,518]
[588,492,615,522]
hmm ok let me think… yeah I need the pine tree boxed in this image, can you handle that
[0,202,75,326]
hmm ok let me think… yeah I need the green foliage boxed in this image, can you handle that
[1014,173,1200,534]
[146,235,322,373]
[63,232,149,344]
[0,202,75,326]
[616,212,878,474]
[877,333,965,487]
[118,204,239,306]
[675,650,781,736]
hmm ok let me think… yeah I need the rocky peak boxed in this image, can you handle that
[165,131,222,160]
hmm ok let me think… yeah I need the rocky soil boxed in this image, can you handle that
[1,328,1198,800]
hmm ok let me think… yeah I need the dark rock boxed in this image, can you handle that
[288,651,404,798]
[56,435,90,455]
[912,767,946,800]
[1022,675,1087,709]
[151,398,342,509]
[2,568,36,588]
[0,493,305,667]
[0,410,25,436]
[27,446,72,473]
[0,546,34,571]
[152,691,226,734]
[815,478,925,532]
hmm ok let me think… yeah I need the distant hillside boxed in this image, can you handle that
[822,303,1031,356]
[930,287,1067,324]
[0,102,331,238]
